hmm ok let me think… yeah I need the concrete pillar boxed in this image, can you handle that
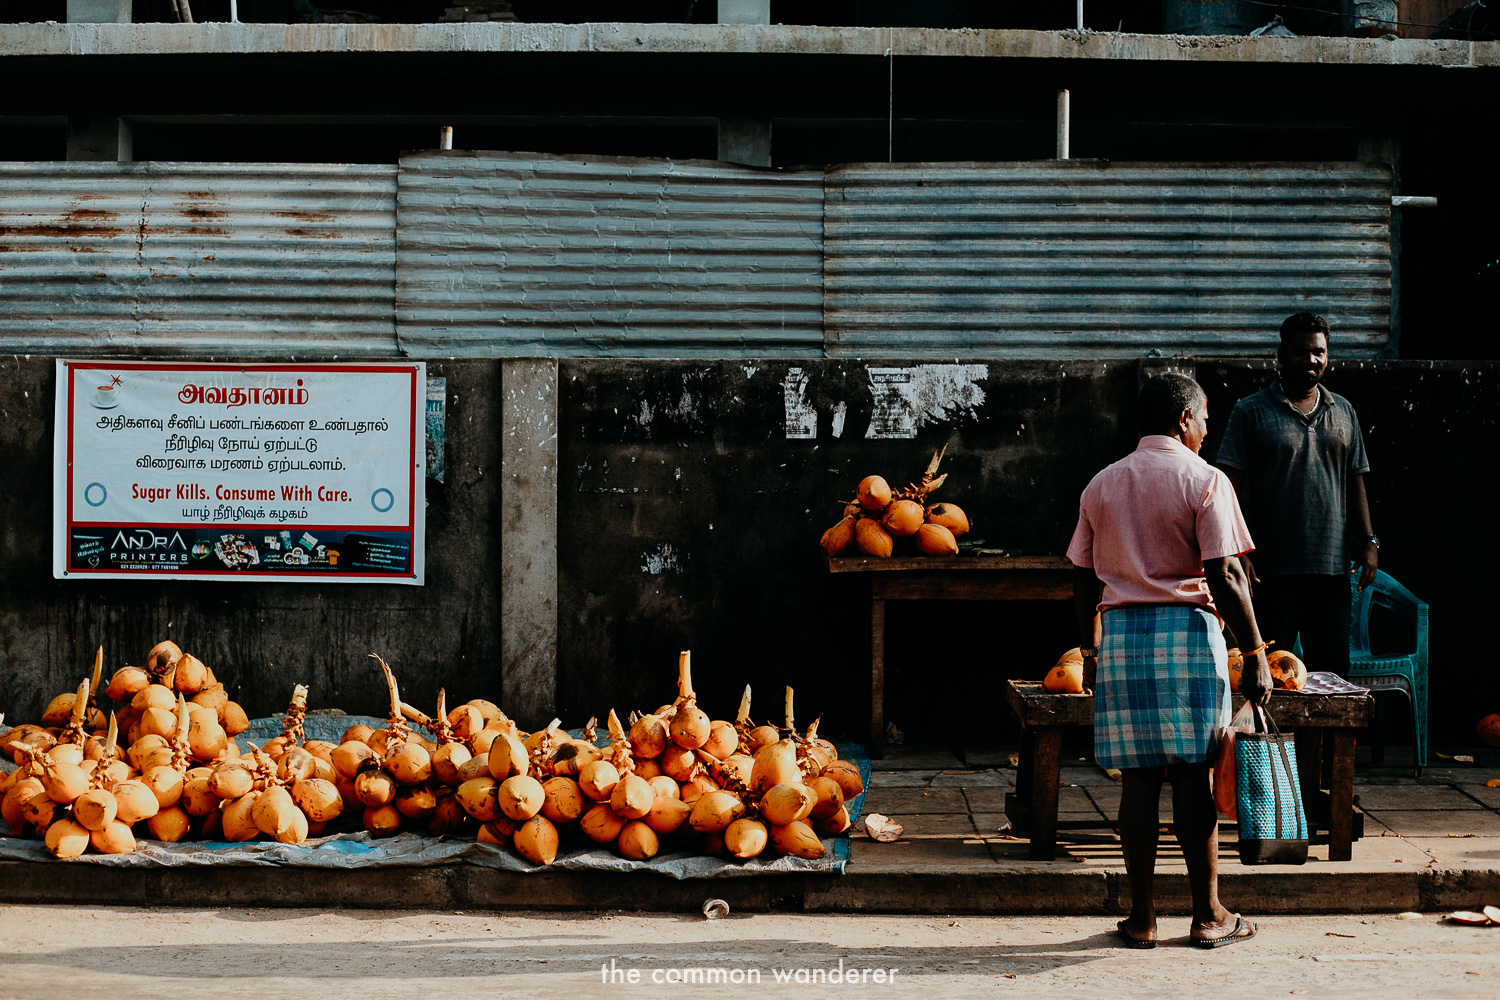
[1359,135,1402,357]
[500,358,558,727]
[67,0,131,21]
[67,116,133,161]
[718,117,772,167]
[718,0,770,24]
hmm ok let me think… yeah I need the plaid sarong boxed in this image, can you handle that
[1094,604,1232,769]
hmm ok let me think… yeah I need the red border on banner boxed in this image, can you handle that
[62,361,422,581]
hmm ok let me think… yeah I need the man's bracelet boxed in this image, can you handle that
[1243,640,1276,658]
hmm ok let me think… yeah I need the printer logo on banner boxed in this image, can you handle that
[53,361,427,585]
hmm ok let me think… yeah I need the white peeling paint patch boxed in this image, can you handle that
[742,365,758,379]
[666,389,698,422]
[831,401,848,439]
[783,367,817,439]
[641,543,682,576]
[865,364,988,439]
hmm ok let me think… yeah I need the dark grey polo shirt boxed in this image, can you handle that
[1215,381,1369,576]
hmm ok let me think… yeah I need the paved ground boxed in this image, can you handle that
[850,743,1500,882]
[1,906,1497,999]
[5,741,1499,915]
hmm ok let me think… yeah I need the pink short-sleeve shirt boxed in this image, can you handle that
[1066,435,1255,614]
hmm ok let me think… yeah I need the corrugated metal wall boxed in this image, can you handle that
[0,163,397,356]
[824,161,1393,358]
[1,157,1393,359]
[395,151,825,358]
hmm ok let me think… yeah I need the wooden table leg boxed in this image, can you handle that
[1296,728,1325,831]
[1028,726,1064,861]
[870,593,886,758]
[1006,727,1037,837]
[1328,730,1357,862]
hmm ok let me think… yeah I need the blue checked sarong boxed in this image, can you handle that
[1094,605,1232,770]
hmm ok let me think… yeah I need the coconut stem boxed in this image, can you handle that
[88,712,121,788]
[895,446,950,502]
[60,679,92,746]
[412,690,454,744]
[784,686,795,735]
[434,690,453,741]
[246,743,284,789]
[88,646,103,715]
[694,749,750,800]
[530,720,567,777]
[371,654,410,743]
[736,685,751,727]
[605,709,635,773]
[677,650,695,704]
[282,684,308,746]
[168,695,192,771]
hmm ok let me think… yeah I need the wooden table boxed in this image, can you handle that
[1003,680,1375,862]
[827,555,1075,755]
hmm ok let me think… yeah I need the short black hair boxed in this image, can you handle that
[1137,373,1206,437]
[1280,312,1331,343]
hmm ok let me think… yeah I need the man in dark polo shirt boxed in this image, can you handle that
[1215,312,1378,677]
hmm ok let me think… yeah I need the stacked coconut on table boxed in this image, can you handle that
[819,449,971,559]
[2,646,865,869]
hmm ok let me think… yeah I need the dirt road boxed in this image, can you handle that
[0,906,1496,999]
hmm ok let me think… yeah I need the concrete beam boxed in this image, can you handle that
[0,24,1495,70]
[499,358,558,728]
[65,114,132,160]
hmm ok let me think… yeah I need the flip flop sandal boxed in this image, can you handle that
[1193,915,1257,949]
[1116,920,1157,949]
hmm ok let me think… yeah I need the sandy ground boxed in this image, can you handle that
[1,906,1498,999]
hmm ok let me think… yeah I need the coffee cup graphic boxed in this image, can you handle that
[91,380,121,409]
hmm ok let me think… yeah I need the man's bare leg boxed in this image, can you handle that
[1118,766,1166,944]
[1168,762,1236,938]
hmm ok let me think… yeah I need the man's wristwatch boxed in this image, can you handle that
[1078,647,1098,658]
[1366,534,1380,549]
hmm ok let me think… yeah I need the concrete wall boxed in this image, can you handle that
[1,355,1486,752]
[0,357,504,725]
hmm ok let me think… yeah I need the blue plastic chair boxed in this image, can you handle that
[1346,569,1429,773]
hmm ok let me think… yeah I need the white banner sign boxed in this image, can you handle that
[54,361,426,584]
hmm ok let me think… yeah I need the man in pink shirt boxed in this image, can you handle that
[1068,373,1273,949]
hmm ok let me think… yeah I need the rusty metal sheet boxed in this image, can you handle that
[396,151,824,358]
[824,161,1392,358]
[0,162,397,356]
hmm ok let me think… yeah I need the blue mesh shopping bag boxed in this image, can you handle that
[1234,705,1309,865]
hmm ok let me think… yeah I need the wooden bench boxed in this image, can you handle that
[1003,679,1375,862]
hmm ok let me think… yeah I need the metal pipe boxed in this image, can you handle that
[1056,89,1070,159]
[1391,195,1437,208]
[439,126,453,151]
[1077,0,1084,29]
[229,0,237,21]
